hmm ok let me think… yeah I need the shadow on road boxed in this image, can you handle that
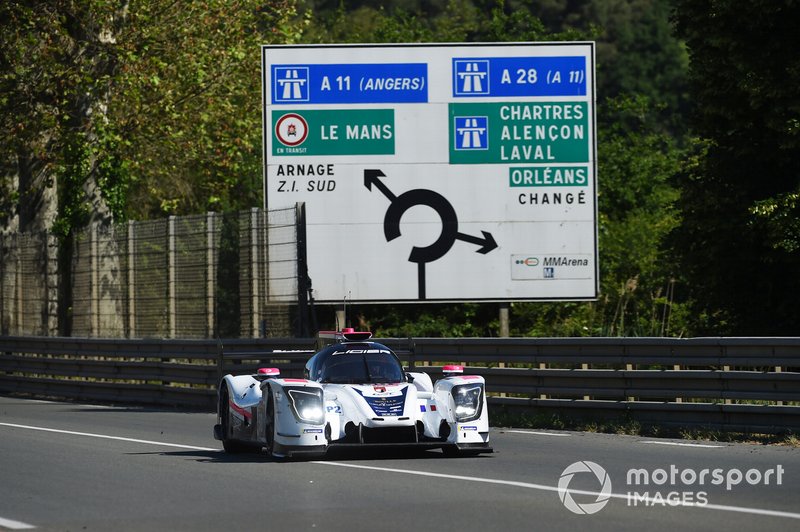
[135,446,492,463]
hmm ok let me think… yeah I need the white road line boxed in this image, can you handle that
[0,516,36,530]
[3,421,794,521]
[640,440,723,448]
[505,430,570,437]
[0,423,217,452]
[312,461,800,521]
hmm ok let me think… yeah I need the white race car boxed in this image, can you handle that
[214,329,492,458]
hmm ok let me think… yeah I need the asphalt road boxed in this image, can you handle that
[1,396,798,531]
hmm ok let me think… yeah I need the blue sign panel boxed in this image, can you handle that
[452,56,586,97]
[272,63,428,104]
[453,116,489,151]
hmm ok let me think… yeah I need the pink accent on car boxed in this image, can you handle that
[229,401,252,419]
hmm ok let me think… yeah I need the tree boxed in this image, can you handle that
[0,0,307,234]
[1,0,307,335]
[115,1,310,218]
[517,0,689,134]
[0,1,129,233]
[670,0,800,334]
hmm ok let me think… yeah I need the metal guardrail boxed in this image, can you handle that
[1,336,798,433]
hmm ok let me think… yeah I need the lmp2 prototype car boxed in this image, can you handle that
[213,329,492,458]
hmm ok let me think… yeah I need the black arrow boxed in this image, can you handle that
[363,168,499,299]
[364,169,395,202]
[456,231,498,254]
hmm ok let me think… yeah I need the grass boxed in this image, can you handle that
[489,410,800,447]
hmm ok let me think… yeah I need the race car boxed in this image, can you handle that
[213,328,491,458]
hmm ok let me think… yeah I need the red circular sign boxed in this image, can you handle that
[275,113,308,147]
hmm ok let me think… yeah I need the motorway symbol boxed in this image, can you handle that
[453,60,490,95]
[274,67,310,102]
[364,169,497,299]
[454,116,488,150]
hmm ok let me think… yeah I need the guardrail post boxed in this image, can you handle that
[775,366,783,405]
[539,362,547,399]
[723,363,732,405]
[673,364,683,402]
[626,361,635,402]
[721,342,732,405]
[581,362,590,400]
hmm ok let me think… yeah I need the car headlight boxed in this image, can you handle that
[452,384,483,422]
[286,388,325,424]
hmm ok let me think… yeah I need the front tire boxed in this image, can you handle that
[220,387,249,454]
[264,387,277,458]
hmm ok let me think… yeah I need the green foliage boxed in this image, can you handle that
[670,0,800,335]
[117,0,309,217]
[521,0,689,133]
[509,95,685,337]
[352,303,499,337]
[1,0,125,230]
[751,192,800,253]
[1,0,308,235]
[301,0,580,44]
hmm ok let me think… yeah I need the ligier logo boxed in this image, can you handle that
[558,461,613,515]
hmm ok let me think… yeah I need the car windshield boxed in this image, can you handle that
[319,352,404,384]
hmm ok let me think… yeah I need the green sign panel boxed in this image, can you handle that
[272,109,394,156]
[509,165,589,187]
[449,102,589,164]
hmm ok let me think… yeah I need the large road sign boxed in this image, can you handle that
[262,43,597,303]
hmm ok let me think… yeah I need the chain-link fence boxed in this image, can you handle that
[0,232,58,336]
[1,206,307,339]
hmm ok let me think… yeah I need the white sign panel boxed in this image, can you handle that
[262,43,597,302]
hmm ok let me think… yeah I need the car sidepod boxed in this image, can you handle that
[214,374,262,452]
[431,374,491,453]
[260,378,327,458]
[214,374,327,458]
